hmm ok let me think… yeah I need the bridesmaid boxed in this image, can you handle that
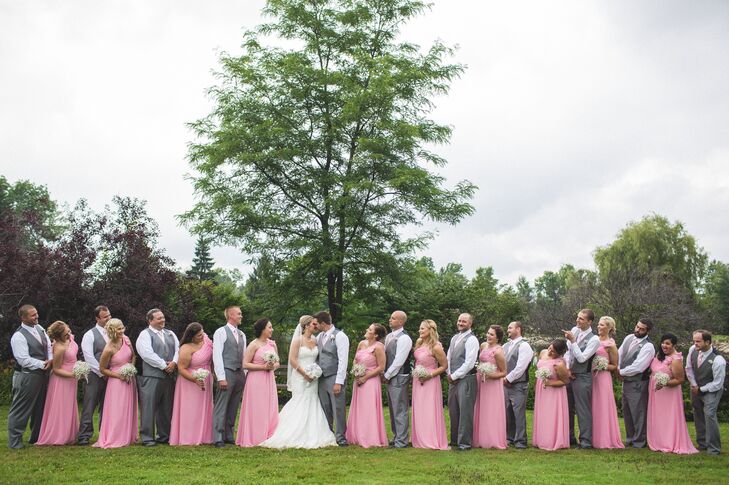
[532,339,570,451]
[647,333,698,454]
[95,319,138,448]
[170,322,214,446]
[236,318,280,447]
[36,321,80,445]
[411,319,448,450]
[472,324,507,449]
[346,323,387,448]
[591,316,624,449]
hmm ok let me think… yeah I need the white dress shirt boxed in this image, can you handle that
[447,330,479,380]
[81,324,109,376]
[618,334,655,376]
[10,323,53,370]
[212,323,247,382]
[566,326,600,369]
[504,336,534,383]
[685,345,727,393]
[318,326,350,385]
[136,326,180,370]
[384,328,413,380]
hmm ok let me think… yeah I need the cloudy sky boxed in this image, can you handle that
[2,0,728,285]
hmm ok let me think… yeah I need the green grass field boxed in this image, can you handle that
[1,405,728,484]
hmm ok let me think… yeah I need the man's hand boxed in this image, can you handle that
[691,385,700,396]
[218,379,228,390]
[164,361,176,374]
[333,383,342,395]
[503,378,512,388]
[43,359,52,371]
[447,375,454,384]
[562,330,575,343]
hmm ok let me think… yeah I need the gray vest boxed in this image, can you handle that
[385,330,412,375]
[222,326,246,371]
[13,326,48,371]
[141,328,176,378]
[91,327,106,363]
[505,339,531,383]
[318,329,341,378]
[449,331,477,376]
[691,347,717,388]
[619,335,653,382]
[571,333,598,374]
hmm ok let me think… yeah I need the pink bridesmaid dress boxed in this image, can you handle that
[473,345,507,449]
[532,357,569,450]
[411,344,448,450]
[36,336,80,445]
[94,337,138,448]
[345,342,387,448]
[170,335,214,445]
[647,353,698,454]
[591,338,624,449]
[236,340,279,447]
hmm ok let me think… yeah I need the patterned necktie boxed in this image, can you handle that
[697,351,703,367]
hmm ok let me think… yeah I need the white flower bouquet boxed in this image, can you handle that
[535,367,552,387]
[653,371,670,389]
[592,356,609,372]
[351,363,366,378]
[411,365,430,383]
[192,368,210,382]
[72,361,91,383]
[476,362,497,380]
[119,363,137,382]
[262,351,280,365]
[304,363,322,386]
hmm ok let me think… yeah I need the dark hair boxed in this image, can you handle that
[511,320,524,336]
[94,305,109,318]
[580,309,595,322]
[313,311,331,326]
[693,329,712,344]
[372,323,387,342]
[489,325,504,343]
[638,317,653,331]
[180,322,204,346]
[18,304,36,318]
[656,333,678,362]
[550,338,568,357]
[254,318,271,338]
[146,308,163,322]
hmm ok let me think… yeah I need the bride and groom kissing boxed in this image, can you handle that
[261,311,350,449]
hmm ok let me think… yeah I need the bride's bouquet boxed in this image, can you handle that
[411,365,430,384]
[304,363,322,386]
[72,361,91,383]
[351,363,366,378]
[476,362,496,381]
[192,369,210,389]
[263,351,280,366]
[591,356,609,372]
[119,363,137,382]
[653,371,670,390]
[535,367,552,388]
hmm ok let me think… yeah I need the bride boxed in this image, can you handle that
[260,315,337,449]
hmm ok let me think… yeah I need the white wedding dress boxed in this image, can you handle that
[260,345,338,449]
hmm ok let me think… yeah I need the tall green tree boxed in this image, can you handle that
[187,236,216,281]
[702,260,729,333]
[181,0,475,322]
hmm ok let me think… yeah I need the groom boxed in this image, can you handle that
[313,311,350,446]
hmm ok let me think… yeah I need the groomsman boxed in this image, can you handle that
[383,310,413,449]
[617,318,655,448]
[447,313,479,451]
[502,321,533,449]
[314,311,350,446]
[212,306,247,447]
[77,305,111,445]
[564,308,600,449]
[136,308,179,446]
[7,305,52,449]
[686,329,726,455]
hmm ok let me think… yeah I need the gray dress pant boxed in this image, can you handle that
[692,389,723,455]
[622,380,649,448]
[138,375,176,444]
[213,368,246,444]
[567,373,593,447]
[386,374,410,447]
[448,374,477,450]
[77,372,107,443]
[7,370,49,449]
[319,375,347,445]
[505,381,528,447]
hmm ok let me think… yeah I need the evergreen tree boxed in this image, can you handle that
[188,236,216,281]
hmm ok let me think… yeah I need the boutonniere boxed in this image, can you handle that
[708,359,714,365]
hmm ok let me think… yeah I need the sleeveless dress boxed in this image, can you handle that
[591,338,624,449]
[647,353,698,454]
[236,340,279,447]
[261,344,338,448]
[411,344,448,450]
[473,345,507,449]
[170,335,214,445]
[532,356,569,450]
[95,337,138,448]
[36,336,80,445]
[345,342,387,447]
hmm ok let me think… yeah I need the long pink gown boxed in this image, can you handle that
[36,336,80,445]
[473,345,507,449]
[591,338,624,449]
[411,344,448,450]
[236,340,279,447]
[94,337,138,448]
[647,353,698,454]
[345,342,388,448]
[532,357,569,451]
[170,335,214,445]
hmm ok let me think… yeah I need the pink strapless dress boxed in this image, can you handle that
[473,345,507,449]
[346,342,387,448]
[411,345,448,450]
[36,336,80,445]
[647,353,698,454]
[591,338,624,449]
[95,337,138,448]
[236,340,279,447]
[170,335,214,445]
[532,357,569,450]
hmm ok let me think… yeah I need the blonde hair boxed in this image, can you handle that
[299,315,314,331]
[599,316,617,339]
[415,319,440,352]
[106,318,125,342]
[47,321,68,342]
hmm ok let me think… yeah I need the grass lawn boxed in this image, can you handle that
[1,405,728,484]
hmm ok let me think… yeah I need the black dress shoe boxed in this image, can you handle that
[224,439,236,445]
[338,442,349,447]
[214,442,225,448]
[143,442,157,447]
[457,446,472,451]
[77,440,89,446]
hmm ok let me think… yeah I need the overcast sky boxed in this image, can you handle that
[2,0,728,285]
